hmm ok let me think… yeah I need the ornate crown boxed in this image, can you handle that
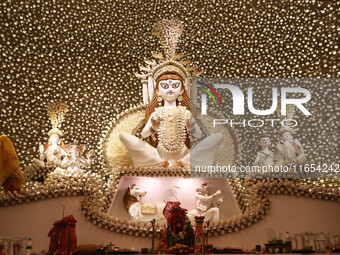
[134,19,203,104]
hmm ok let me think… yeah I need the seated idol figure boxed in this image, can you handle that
[60,140,94,172]
[187,182,223,225]
[276,127,306,165]
[119,70,223,167]
[119,19,223,168]
[254,134,274,166]
[39,128,67,167]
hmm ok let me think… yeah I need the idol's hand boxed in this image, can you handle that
[53,149,59,156]
[151,115,160,130]
[276,140,283,152]
[214,190,221,196]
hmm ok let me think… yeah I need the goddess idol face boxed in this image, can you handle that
[49,134,61,145]
[158,79,182,103]
[258,136,271,148]
[281,131,293,142]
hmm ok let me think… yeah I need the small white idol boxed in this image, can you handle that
[187,182,222,225]
[276,127,306,165]
[254,134,274,166]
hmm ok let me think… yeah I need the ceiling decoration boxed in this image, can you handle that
[0,0,337,171]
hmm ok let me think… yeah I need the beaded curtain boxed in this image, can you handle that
[0,0,338,172]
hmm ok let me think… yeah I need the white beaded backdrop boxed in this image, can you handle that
[0,0,338,173]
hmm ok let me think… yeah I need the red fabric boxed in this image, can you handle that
[48,215,77,255]
[163,201,187,234]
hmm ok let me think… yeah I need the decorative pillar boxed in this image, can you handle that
[194,216,205,255]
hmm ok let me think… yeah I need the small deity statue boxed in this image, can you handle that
[60,140,94,172]
[39,102,69,168]
[119,19,222,167]
[276,127,306,165]
[39,128,67,167]
[187,182,222,225]
[253,134,274,166]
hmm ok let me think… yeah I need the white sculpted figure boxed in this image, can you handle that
[119,20,222,167]
[123,184,179,221]
[187,182,222,225]
[39,128,67,167]
[119,73,223,167]
[276,127,306,165]
[254,134,274,166]
[61,140,94,172]
[38,102,69,168]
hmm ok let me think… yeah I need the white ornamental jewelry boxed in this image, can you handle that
[177,91,183,105]
[157,93,163,106]
[156,106,187,154]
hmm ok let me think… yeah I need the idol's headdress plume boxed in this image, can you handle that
[153,19,183,60]
[46,101,68,136]
[134,19,203,104]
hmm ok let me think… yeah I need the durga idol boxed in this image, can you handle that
[119,19,222,167]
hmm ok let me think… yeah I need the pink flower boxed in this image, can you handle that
[196,226,202,235]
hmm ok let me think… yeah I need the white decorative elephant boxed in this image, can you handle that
[60,140,94,172]
[123,184,179,222]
